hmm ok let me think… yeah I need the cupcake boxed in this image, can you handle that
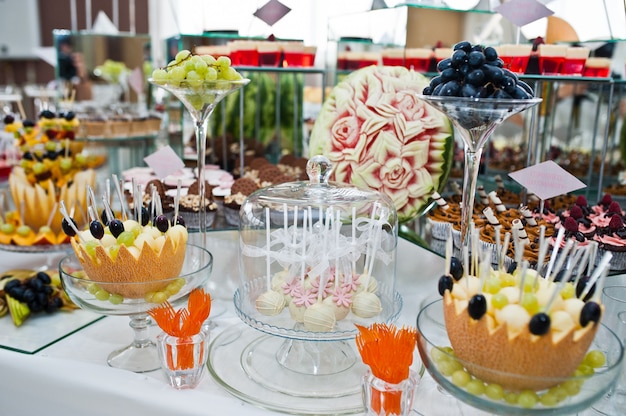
[593,214,626,270]
[176,179,218,231]
[224,177,259,226]
[426,192,459,240]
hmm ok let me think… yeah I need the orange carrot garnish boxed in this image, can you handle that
[355,323,417,415]
[148,288,212,370]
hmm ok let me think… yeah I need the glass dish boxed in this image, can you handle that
[59,243,213,372]
[416,299,624,415]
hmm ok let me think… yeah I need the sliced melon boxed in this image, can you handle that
[309,65,453,223]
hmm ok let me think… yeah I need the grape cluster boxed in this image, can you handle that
[422,41,534,99]
[431,346,606,408]
[4,272,64,313]
[151,50,243,86]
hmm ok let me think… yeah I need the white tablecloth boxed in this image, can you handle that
[1,230,608,415]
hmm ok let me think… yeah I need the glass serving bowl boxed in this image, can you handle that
[59,243,213,372]
[416,299,624,415]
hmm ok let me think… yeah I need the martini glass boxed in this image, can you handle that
[149,78,250,245]
[417,96,541,255]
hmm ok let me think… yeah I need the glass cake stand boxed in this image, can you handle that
[209,156,404,414]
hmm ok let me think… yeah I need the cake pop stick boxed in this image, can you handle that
[265,207,271,291]
[500,231,511,267]
[59,201,87,243]
[548,239,575,282]
[351,207,357,279]
[580,252,613,301]
[173,179,182,225]
[544,227,565,280]
[335,209,341,289]
[517,260,529,304]
[572,244,593,290]
[301,209,308,288]
[112,174,128,221]
[495,226,502,270]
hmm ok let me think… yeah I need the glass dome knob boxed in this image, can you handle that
[306,155,333,184]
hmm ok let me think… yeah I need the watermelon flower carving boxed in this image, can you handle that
[309,66,453,223]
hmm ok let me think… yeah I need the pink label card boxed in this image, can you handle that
[495,0,554,27]
[508,160,586,201]
[128,67,144,95]
[143,145,185,179]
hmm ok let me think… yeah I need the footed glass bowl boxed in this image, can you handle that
[59,244,213,372]
[416,299,624,415]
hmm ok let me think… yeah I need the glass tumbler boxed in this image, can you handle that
[157,331,209,389]
[362,369,419,416]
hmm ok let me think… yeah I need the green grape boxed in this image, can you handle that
[117,231,135,247]
[223,66,243,81]
[85,240,100,258]
[87,283,101,295]
[483,277,501,294]
[562,379,582,395]
[504,392,518,404]
[205,67,218,81]
[216,56,231,68]
[539,392,558,407]
[186,70,203,87]
[491,293,508,309]
[109,244,120,260]
[548,385,568,402]
[183,59,196,72]
[560,282,575,299]
[201,55,217,66]
[465,379,485,396]
[144,292,156,302]
[521,292,539,315]
[451,370,471,387]
[517,390,538,408]
[152,68,168,83]
[584,350,606,368]
[0,223,15,234]
[576,363,594,376]
[151,291,168,304]
[95,289,110,301]
[438,359,463,376]
[188,95,204,110]
[169,66,186,82]
[164,280,182,295]
[430,347,450,364]
[16,225,31,237]
[109,294,124,305]
[175,49,191,63]
[485,383,504,400]
[194,60,208,76]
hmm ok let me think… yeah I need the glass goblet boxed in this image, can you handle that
[149,78,250,244]
[417,95,541,256]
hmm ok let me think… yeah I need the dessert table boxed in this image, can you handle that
[0,230,614,416]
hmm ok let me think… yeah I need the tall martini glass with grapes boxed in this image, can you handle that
[418,41,541,258]
[150,51,250,246]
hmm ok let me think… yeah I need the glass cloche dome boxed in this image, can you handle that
[234,155,401,341]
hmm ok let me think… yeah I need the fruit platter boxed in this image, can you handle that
[0,111,105,251]
[0,267,101,354]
